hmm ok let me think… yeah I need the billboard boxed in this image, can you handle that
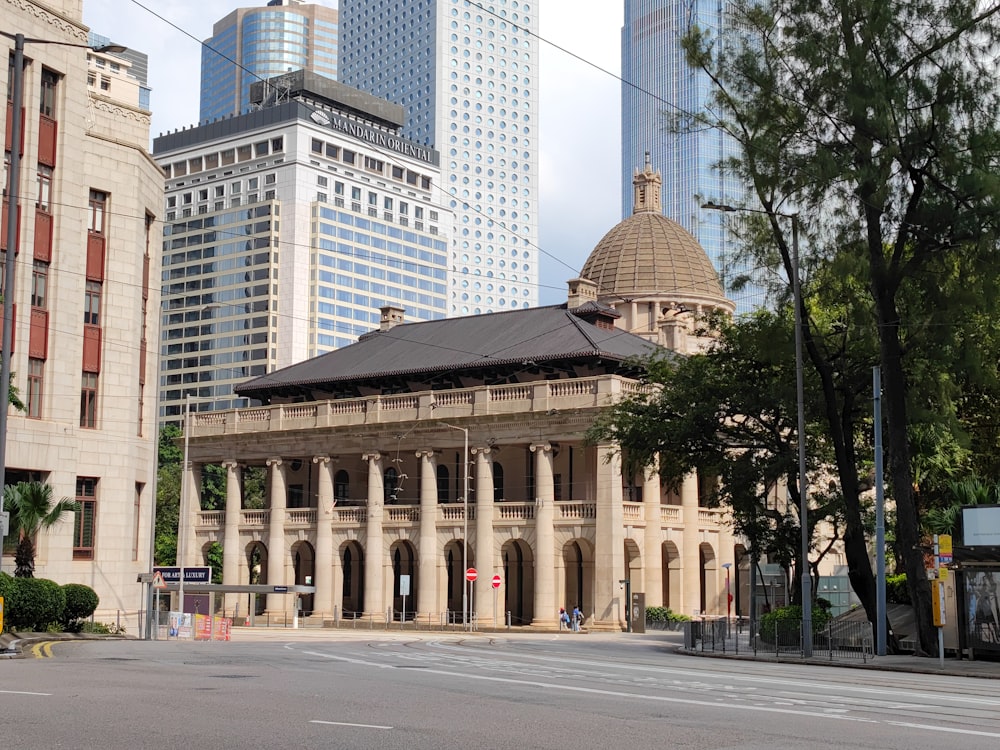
[964,569,1000,653]
[962,506,1000,547]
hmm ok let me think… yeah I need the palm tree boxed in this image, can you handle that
[5,481,78,578]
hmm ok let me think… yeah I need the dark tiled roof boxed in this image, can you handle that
[236,304,658,396]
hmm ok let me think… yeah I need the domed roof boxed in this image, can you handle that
[580,159,726,301]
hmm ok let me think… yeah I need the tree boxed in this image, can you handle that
[588,311,845,612]
[683,0,1000,655]
[5,481,78,577]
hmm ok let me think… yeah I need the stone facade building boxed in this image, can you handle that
[177,161,742,628]
[2,0,162,622]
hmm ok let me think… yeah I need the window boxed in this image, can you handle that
[80,373,98,428]
[311,138,323,154]
[264,173,276,185]
[334,470,349,502]
[342,149,356,165]
[31,261,47,307]
[384,468,400,503]
[317,176,328,187]
[132,483,142,561]
[73,477,97,559]
[351,186,361,201]
[88,190,107,233]
[84,281,101,325]
[27,358,43,419]
[36,166,52,211]
[325,143,339,159]
[248,177,259,190]
[39,69,58,117]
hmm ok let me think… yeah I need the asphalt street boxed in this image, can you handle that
[3,630,1000,749]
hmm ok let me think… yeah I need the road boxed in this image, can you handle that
[3,630,999,749]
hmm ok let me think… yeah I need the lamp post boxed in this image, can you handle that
[440,422,470,631]
[702,202,812,656]
[0,31,126,568]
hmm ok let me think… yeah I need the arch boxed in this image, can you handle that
[340,540,365,616]
[492,461,504,500]
[334,470,349,502]
[699,542,718,615]
[291,540,315,615]
[560,539,590,620]
[245,541,267,616]
[662,541,681,612]
[436,464,450,502]
[503,538,535,625]
[443,539,473,621]
[389,540,417,619]
[384,466,400,503]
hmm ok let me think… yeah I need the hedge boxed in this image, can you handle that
[62,583,100,627]
[4,577,66,631]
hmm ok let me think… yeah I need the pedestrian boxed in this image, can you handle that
[572,605,583,632]
[559,607,570,630]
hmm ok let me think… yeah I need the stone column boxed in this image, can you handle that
[472,446,495,625]
[642,463,663,607]
[594,443,625,629]
[416,450,438,619]
[222,460,242,614]
[178,461,202,568]
[265,458,287,614]
[363,452,385,617]
[681,471,702,616]
[313,455,335,618]
[530,442,556,627]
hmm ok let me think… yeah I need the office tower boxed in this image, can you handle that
[2,1,162,622]
[88,32,151,110]
[199,0,339,123]
[154,71,450,423]
[338,0,540,315]
[621,0,760,312]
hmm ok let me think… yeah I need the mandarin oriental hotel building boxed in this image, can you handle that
[154,71,451,423]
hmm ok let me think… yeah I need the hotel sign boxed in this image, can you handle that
[311,108,438,166]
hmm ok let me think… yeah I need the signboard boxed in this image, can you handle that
[932,580,946,627]
[465,568,478,582]
[962,506,1000,547]
[272,586,288,593]
[491,574,502,589]
[400,575,411,596]
[151,571,167,590]
[154,566,212,584]
[939,534,953,565]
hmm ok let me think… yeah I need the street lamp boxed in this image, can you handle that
[0,31,127,567]
[702,201,812,657]
[440,422,470,631]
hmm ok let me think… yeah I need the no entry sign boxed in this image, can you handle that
[491,574,502,589]
[465,567,478,582]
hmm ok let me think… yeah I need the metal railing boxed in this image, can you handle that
[686,617,875,662]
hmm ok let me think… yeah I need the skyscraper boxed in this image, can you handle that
[199,0,339,123]
[338,0,540,315]
[621,0,759,312]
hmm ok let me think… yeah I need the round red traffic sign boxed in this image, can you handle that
[465,567,478,582]
[491,574,502,589]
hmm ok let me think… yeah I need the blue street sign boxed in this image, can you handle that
[272,586,288,593]
[153,566,212,584]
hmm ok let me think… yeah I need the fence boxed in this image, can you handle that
[686,617,875,662]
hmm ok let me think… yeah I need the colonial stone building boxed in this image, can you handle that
[178,161,742,628]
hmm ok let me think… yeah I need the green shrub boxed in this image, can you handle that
[758,604,833,642]
[645,606,692,624]
[78,621,110,634]
[62,583,99,627]
[5,577,66,632]
[0,572,13,632]
[886,574,911,604]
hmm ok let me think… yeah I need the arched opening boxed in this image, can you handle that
[390,540,417,619]
[334,470,349,503]
[292,540,315,615]
[493,461,504,500]
[340,540,365,616]
[700,542,718,615]
[662,541,681,611]
[443,539,472,621]
[245,541,266,616]
[560,539,590,619]
[384,467,400,503]
[502,538,535,625]
[436,465,450,503]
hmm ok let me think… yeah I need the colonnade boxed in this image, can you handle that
[180,441,734,628]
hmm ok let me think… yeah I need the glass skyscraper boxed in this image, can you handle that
[338,0,540,315]
[199,0,339,123]
[622,0,760,312]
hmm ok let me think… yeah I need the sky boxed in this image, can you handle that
[82,0,625,307]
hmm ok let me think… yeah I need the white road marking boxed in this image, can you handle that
[310,720,393,730]
[0,690,52,696]
[887,721,1000,738]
